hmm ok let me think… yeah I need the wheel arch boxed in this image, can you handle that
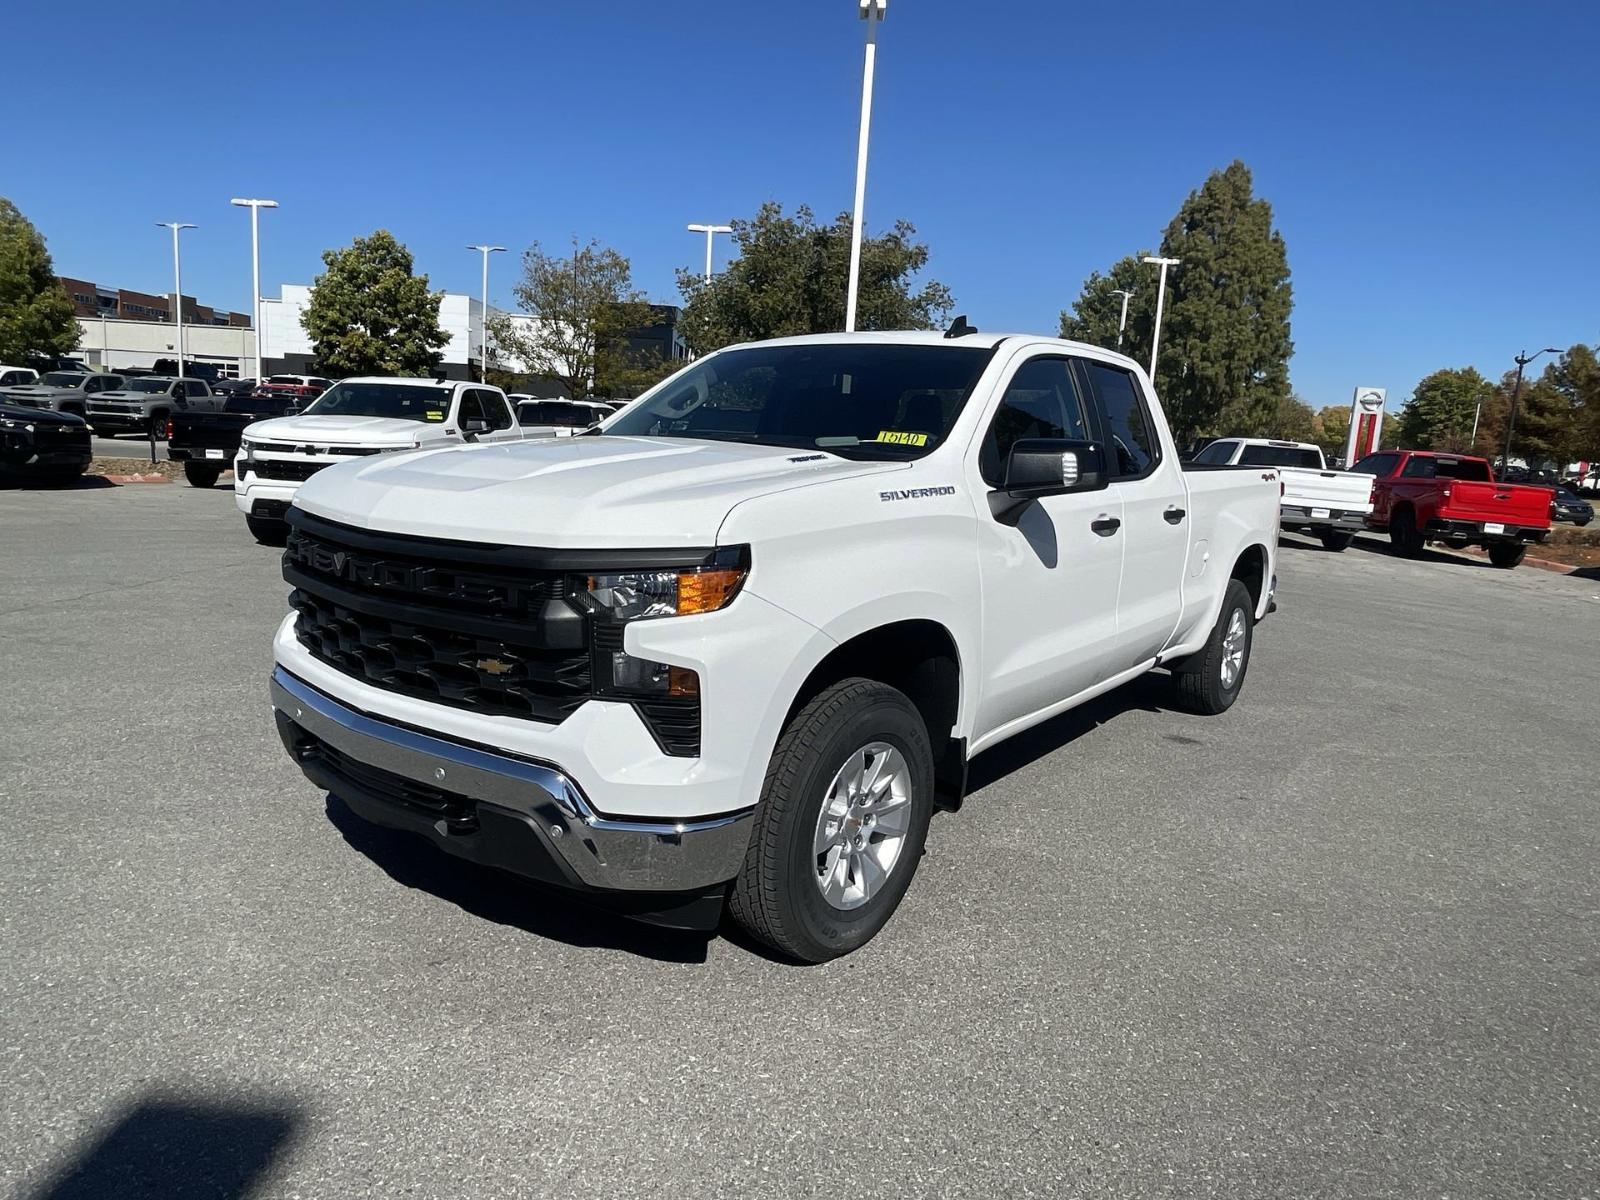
[784,618,967,810]
[1230,542,1270,615]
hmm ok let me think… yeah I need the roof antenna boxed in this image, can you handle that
[944,314,977,339]
[434,370,448,384]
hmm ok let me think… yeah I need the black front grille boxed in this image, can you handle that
[254,458,333,482]
[283,512,705,754]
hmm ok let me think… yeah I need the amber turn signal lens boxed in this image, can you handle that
[668,666,699,697]
[676,566,746,615]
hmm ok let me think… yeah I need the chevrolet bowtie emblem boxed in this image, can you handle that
[472,657,515,676]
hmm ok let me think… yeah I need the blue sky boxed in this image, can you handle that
[4,0,1596,409]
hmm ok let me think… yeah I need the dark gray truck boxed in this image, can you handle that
[2,372,127,419]
[168,391,301,488]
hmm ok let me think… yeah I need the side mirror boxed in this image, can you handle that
[1002,438,1107,498]
[462,417,490,441]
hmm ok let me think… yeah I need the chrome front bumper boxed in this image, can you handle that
[270,668,753,894]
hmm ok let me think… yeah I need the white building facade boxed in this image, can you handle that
[259,284,491,380]
[77,316,255,378]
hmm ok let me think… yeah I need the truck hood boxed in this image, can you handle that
[242,414,439,448]
[293,435,903,548]
[3,385,80,402]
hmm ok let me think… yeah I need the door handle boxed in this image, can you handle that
[1091,515,1121,537]
[1163,506,1187,524]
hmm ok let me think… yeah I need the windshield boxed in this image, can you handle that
[122,379,174,393]
[40,372,86,387]
[603,343,994,459]
[301,381,449,422]
[1238,444,1323,469]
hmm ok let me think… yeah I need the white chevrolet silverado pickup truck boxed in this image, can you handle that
[235,377,523,543]
[268,332,1281,960]
[1192,437,1373,551]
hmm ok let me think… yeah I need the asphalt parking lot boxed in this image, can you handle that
[2,482,1597,1199]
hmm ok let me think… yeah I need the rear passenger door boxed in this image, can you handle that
[1076,357,1188,667]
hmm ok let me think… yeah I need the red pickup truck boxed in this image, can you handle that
[1351,449,1553,568]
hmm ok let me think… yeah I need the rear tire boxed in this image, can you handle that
[1318,529,1354,552]
[1173,578,1255,715]
[1487,542,1526,570]
[1389,508,1422,557]
[728,677,934,963]
[184,463,222,489]
[245,515,288,546]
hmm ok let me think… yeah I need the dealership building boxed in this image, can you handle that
[62,276,256,377]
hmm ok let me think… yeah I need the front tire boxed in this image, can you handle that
[1487,542,1526,569]
[245,515,288,546]
[147,411,169,441]
[1173,578,1255,715]
[1318,529,1354,552]
[184,463,222,488]
[729,678,934,963]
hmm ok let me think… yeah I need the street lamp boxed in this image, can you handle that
[844,0,887,333]
[1501,346,1562,471]
[230,199,278,381]
[1110,288,1135,350]
[467,245,506,382]
[156,222,197,373]
[1141,256,1180,378]
[686,223,733,283]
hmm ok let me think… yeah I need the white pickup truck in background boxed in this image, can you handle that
[235,377,523,543]
[1192,437,1372,551]
[268,331,1281,961]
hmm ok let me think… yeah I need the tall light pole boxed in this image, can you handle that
[686,223,732,283]
[230,198,278,381]
[1142,255,1180,378]
[1110,288,1135,349]
[844,0,887,333]
[1501,346,1562,472]
[467,245,506,382]
[157,222,197,372]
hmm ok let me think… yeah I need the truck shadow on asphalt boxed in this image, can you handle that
[1279,531,1497,569]
[322,796,716,963]
[0,475,119,491]
[25,1092,300,1200]
[964,673,1169,795]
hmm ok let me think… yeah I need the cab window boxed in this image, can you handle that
[1193,440,1236,465]
[979,357,1090,487]
[1349,452,1400,477]
[457,391,486,426]
[475,389,513,430]
[1079,361,1159,478]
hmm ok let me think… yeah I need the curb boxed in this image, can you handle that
[1353,532,1585,575]
[100,473,172,485]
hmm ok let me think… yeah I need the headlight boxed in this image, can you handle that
[584,550,749,622]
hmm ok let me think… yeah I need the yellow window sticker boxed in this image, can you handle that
[424,410,445,421]
[873,430,928,447]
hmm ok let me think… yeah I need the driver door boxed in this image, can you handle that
[969,353,1125,742]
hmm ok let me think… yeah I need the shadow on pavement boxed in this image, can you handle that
[28,1094,299,1200]
[1342,532,1495,569]
[0,473,119,490]
[966,672,1169,794]
[324,795,714,963]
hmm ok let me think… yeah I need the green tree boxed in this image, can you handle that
[677,202,952,355]
[1060,162,1293,442]
[1059,253,1151,356]
[301,230,448,377]
[1396,367,1492,452]
[1314,405,1350,457]
[1258,393,1317,441]
[487,238,658,399]
[1544,344,1600,472]
[0,197,80,364]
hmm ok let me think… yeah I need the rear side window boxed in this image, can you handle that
[1079,361,1158,478]
[1400,456,1436,479]
[979,357,1090,486]
[1349,452,1400,477]
[1193,440,1236,465]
